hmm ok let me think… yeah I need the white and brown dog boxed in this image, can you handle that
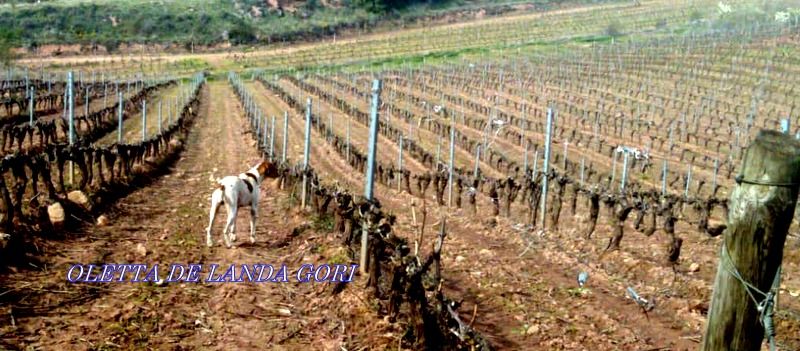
[206,160,278,247]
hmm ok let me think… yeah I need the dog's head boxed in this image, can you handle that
[256,160,279,179]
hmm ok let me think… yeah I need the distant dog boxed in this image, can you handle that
[206,160,278,247]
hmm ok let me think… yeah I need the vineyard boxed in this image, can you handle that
[1,0,800,350]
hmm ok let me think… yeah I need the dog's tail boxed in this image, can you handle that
[216,182,225,191]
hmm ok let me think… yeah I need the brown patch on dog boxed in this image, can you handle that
[257,160,279,178]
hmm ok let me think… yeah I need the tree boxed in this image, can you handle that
[0,28,20,67]
[229,20,257,45]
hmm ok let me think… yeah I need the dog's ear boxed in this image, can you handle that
[258,160,279,178]
[257,160,269,176]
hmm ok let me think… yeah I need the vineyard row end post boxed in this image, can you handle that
[702,130,800,351]
[361,79,382,275]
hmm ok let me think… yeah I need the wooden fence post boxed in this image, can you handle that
[702,130,800,351]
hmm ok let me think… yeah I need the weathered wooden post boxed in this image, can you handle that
[361,79,382,275]
[301,98,312,209]
[702,130,800,351]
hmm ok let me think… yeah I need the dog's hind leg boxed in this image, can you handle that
[222,205,237,248]
[206,189,224,247]
[249,205,258,244]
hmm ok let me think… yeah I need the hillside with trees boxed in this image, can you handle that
[0,0,600,54]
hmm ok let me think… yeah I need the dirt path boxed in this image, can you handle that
[0,81,388,350]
